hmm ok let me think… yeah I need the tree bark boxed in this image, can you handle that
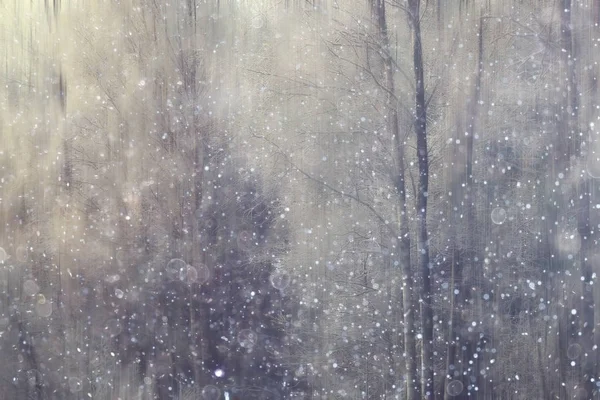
[408,0,434,397]
[372,1,421,398]
[561,0,580,159]
[578,175,595,396]
[561,0,595,394]
[444,248,465,400]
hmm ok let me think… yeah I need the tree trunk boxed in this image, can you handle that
[444,248,465,400]
[562,0,595,394]
[561,0,580,159]
[578,176,595,396]
[408,0,434,397]
[372,1,421,398]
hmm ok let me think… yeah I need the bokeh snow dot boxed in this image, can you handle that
[23,280,40,296]
[204,217,217,231]
[68,377,83,393]
[35,300,52,318]
[16,246,28,262]
[491,207,507,224]
[0,247,7,263]
[179,264,198,283]
[166,258,187,281]
[446,380,464,396]
[270,272,291,290]
[587,155,600,179]
[237,329,258,348]
[567,343,582,359]
[237,230,252,249]
[196,263,211,284]
[202,384,221,400]
[105,319,122,337]
[251,16,264,29]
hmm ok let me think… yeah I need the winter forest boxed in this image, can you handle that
[0,0,599,399]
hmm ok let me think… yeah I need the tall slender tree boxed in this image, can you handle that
[406,0,434,396]
[372,0,421,398]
